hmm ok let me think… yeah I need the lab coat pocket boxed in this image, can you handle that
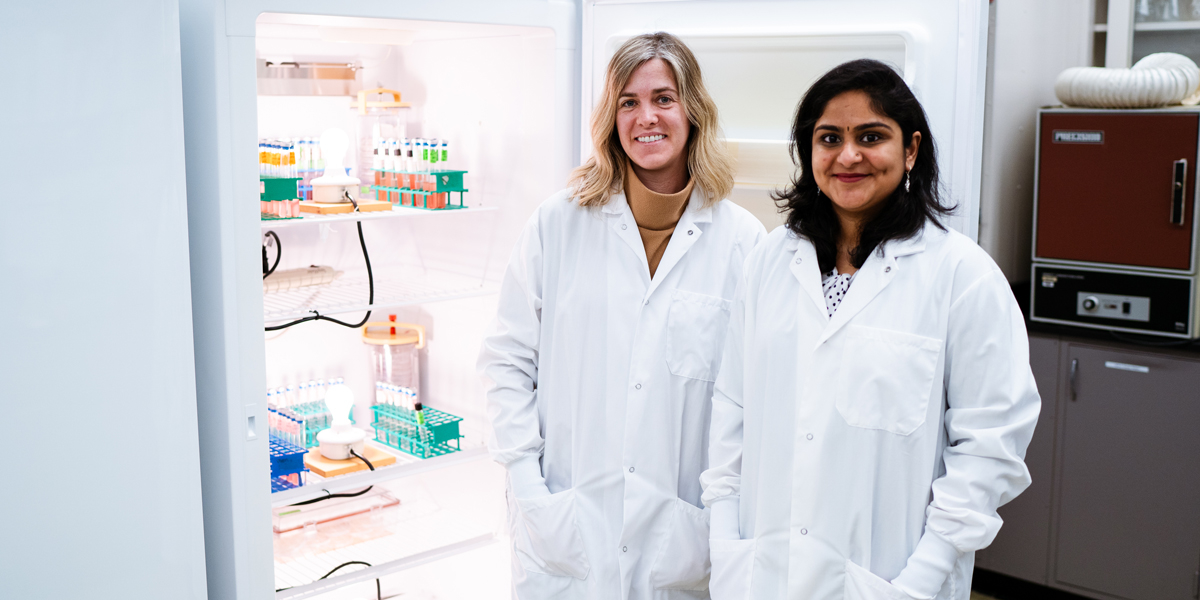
[649,498,711,590]
[843,559,916,600]
[835,325,941,435]
[515,489,591,579]
[709,538,756,600]
[666,289,733,382]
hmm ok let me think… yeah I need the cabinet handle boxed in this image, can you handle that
[1069,358,1079,401]
[1172,159,1187,226]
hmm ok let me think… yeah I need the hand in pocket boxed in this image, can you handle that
[515,489,591,579]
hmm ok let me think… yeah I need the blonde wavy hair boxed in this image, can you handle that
[569,32,734,207]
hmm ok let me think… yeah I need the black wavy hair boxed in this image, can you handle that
[773,59,954,273]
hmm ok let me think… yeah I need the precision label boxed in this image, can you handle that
[1053,130,1104,144]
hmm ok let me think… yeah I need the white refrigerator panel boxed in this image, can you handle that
[584,0,989,239]
[1,0,208,598]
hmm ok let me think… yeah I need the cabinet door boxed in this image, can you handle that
[1054,344,1200,600]
[978,335,1060,584]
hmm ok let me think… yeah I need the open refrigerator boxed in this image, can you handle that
[179,1,989,598]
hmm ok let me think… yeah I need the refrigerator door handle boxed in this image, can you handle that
[1171,159,1187,226]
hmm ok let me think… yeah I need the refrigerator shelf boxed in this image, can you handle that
[263,269,498,324]
[274,533,494,599]
[272,459,500,599]
[270,441,488,508]
[258,204,496,230]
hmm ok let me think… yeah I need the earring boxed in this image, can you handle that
[816,187,822,197]
[904,171,911,193]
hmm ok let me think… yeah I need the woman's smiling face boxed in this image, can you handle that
[811,90,919,224]
[616,58,690,176]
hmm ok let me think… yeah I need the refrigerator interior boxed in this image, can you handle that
[256,13,559,599]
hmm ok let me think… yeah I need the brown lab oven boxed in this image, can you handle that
[1031,107,1200,339]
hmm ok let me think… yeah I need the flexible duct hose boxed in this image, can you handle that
[1055,52,1200,108]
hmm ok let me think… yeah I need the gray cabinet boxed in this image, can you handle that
[1051,344,1200,600]
[976,334,1060,585]
[979,334,1200,600]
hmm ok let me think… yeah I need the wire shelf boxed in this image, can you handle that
[259,205,496,229]
[263,269,497,323]
[273,471,497,599]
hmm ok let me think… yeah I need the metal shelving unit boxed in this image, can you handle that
[270,441,488,507]
[259,205,496,230]
[272,445,499,599]
[263,269,497,324]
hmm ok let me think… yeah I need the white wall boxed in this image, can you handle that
[0,0,208,598]
[978,0,1093,282]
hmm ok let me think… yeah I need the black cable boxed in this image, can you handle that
[288,485,374,506]
[265,217,374,331]
[263,230,281,279]
[276,560,382,599]
[350,448,375,471]
[1108,330,1199,348]
[286,449,376,506]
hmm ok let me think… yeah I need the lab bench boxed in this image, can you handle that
[976,330,1200,600]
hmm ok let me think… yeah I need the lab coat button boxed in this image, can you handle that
[622,546,628,552]
[801,528,808,535]
[795,257,802,264]
[806,433,814,440]
[629,466,635,473]
[622,224,628,230]
[885,266,892,273]
[687,230,694,235]
[635,383,642,390]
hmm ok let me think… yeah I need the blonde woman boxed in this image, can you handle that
[479,32,766,599]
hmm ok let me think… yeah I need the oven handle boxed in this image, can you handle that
[1070,358,1079,401]
[1171,159,1187,226]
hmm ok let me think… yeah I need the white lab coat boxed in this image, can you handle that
[700,223,1040,600]
[480,188,766,600]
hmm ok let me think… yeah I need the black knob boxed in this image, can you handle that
[1082,296,1099,311]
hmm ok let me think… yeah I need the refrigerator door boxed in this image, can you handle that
[583,0,990,239]
[1034,110,1198,272]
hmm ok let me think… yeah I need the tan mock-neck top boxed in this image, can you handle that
[624,167,694,278]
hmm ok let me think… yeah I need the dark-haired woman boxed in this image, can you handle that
[699,59,1040,600]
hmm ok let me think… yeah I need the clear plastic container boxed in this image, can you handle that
[363,318,425,403]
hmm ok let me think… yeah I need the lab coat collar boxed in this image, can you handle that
[815,224,931,345]
[647,188,710,295]
[602,187,712,300]
[779,223,933,345]
[784,230,828,321]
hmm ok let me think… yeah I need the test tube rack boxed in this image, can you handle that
[370,404,463,459]
[370,169,468,211]
[288,399,355,449]
[270,435,308,492]
[260,175,303,220]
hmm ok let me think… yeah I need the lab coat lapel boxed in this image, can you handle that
[602,193,652,286]
[645,189,710,299]
[785,233,828,321]
[815,229,927,346]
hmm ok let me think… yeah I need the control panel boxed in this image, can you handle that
[1031,264,1196,338]
[1076,292,1150,321]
